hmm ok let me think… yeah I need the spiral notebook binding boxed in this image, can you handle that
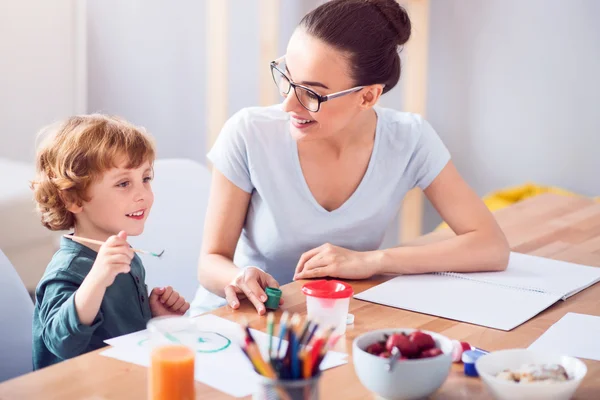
[433,271,548,295]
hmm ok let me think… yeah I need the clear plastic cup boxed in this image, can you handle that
[253,373,321,400]
[147,316,197,400]
[301,280,354,334]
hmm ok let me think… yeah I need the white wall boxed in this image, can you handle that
[423,0,600,232]
[228,2,260,118]
[0,0,321,165]
[86,0,207,162]
[86,0,322,164]
[0,0,84,162]
[0,0,84,291]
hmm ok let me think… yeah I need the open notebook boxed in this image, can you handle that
[354,252,600,331]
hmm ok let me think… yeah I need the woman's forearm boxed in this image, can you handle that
[197,254,241,297]
[377,229,510,275]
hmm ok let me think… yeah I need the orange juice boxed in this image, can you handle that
[149,344,195,400]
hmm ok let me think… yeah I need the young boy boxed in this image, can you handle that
[31,114,190,370]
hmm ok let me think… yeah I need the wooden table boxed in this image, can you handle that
[1,193,599,399]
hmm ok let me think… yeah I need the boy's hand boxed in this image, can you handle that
[149,286,190,317]
[88,231,133,288]
[75,231,132,326]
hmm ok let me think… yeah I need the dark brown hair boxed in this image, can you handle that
[299,0,411,94]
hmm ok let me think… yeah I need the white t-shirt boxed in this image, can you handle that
[191,104,450,313]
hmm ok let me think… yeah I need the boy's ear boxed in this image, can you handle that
[61,191,83,214]
[66,203,83,214]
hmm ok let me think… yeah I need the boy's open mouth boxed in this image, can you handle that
[126,209,145,220]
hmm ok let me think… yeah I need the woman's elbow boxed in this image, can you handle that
[197,255,209,283]
[487,231,510,271]
[197,252,220,284]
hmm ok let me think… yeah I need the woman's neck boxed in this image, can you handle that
[306,108,377,158]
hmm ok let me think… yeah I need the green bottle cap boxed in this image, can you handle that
[264,287,282,310]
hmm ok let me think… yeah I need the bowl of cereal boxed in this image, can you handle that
[475,349,587,400]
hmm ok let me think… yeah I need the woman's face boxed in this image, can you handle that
[281,29,370,142]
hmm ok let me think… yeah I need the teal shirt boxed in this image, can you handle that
[32,236,152,370]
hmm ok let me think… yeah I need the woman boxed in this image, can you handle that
[195,0,509,315]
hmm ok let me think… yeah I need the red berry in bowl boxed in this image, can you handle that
[366,342,386,355]
[387,334,419,358]
[409,331,436,351]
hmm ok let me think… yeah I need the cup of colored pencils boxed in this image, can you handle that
[240,312,342,400]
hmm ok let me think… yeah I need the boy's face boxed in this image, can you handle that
[74,159,154,238]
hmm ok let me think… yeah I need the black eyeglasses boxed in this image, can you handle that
[270,56,364,112]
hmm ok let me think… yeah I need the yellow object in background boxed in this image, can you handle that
[435,182,599,231]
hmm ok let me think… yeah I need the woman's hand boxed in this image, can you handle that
[294,243,382,280]
[224,267,282,315]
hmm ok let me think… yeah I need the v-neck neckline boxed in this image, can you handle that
[290,107,381,215]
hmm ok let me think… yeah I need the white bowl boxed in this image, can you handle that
[475,349,587,400]
[352,328,453,400]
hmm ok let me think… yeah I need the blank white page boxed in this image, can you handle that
[528,313,600,361]
[445,252,600,299]
[354,273,562,331]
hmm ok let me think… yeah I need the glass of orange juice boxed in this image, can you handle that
[147,316,197,400]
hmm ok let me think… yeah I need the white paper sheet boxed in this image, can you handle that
[445,252,600,299]
[354,273,561,331]
[354,252,600,331]
[101,314,348,398]
[528,312,600,361]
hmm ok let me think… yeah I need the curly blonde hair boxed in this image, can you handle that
[31,114,156,231]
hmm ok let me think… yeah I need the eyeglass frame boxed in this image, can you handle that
[269,56,365,112]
